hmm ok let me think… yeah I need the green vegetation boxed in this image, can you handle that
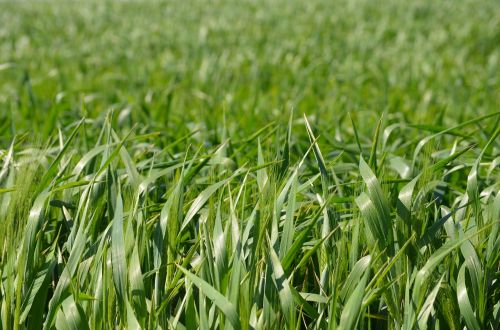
[0,0,499,329]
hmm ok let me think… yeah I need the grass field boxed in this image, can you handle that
[0,0,499,329]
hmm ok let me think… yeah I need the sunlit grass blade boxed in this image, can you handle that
[176,265,241,330]
[338,255,371,330]
[457,264,481,330]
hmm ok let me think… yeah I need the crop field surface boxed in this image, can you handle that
[0,0,499,329]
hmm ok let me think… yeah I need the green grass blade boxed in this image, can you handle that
[177,265,241,330]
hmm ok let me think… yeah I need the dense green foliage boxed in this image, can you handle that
[0,0,499,329]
